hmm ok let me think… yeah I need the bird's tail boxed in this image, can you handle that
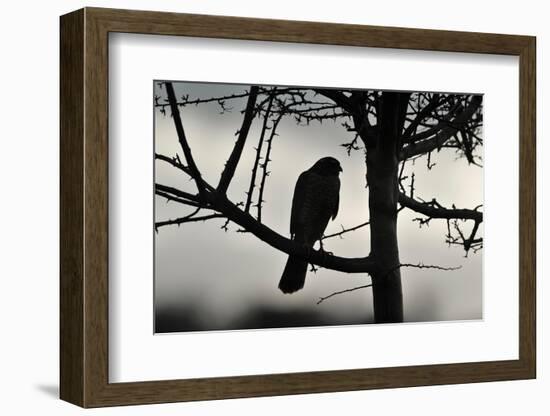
[278,255,308,294]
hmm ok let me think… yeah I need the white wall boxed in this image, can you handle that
[0,0,545,414]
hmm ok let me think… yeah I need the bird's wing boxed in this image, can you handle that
[331,179,340,220]
[290,171,309,237]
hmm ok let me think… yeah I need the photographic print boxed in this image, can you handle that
[154,81,483,333]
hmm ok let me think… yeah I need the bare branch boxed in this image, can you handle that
[396,262,462,273]
[446,218,483,255]
[257,111,284,222]
[465,220,482,251]
[209,192,378,273]
[313,88,354,113]
[155,183,201,204]
[317,284,373,305]
[341,134,361,156]
[245,89,276,212]
[398,192,483,222]
[155,90,252,110]
[156,190,203,208]
[165,82,208,200]
[217,86,260,194]
[157,179,377,273]
[402,93,443,139]
[155,153,190,175]
[156,206,201,230]
[322,220,370,240]
[155,154,216,193]
[317,262,462,304]
[155,212,225,231]
[400,95,482,160]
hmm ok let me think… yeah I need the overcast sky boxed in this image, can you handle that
[154,81,483,333]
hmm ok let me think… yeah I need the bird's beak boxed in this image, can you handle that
[339,166,343,172]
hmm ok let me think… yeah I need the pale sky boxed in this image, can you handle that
[154,81,483,333]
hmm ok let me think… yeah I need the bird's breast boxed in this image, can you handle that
[298,174,339,226]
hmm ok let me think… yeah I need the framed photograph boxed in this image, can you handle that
[60,7,536,408]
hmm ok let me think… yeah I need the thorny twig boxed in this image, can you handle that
[317,262,462,305]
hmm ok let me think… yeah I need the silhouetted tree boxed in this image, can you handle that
[154,82,483,323]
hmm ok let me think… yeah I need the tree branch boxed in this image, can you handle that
[165,82,208,200]
[155,212,225,231]
[156,183,377,273]
[400,95,482,160]
[155,183,201,204]
[317,284,373,305]
[446,218,483,255]
[394,262,462,273]
[155,153,190,175]
[245,89,275,212]
[257,112,284,222]
[156,190,203,208]
[210,192,378,273]
[317,262,462,305]
[398,192,483,222]
[155,154,216,192]
[217,86,260,194]
[402,93,442,140]
[322,220,370,240]
[313,88,354,113]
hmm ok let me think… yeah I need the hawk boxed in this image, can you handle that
[279,157,342,294]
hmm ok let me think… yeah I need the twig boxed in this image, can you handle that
[156,190,202,208]
[155,153,190,175]
[155,206,225,231]
[398,159,407,192]
[155,214,225,231]
[396,262,462,273]
[165,82,208,200]
[402,93,444,140]
[322,220,370,240]
[341,134,361,156]
[155,154,216,193]
[245,89,276,212]
[155,90,253,109]
[217,86,260,194]
[400,95,483,160]
[155,183,201,204]
[317,261,461,305]
[317,283,373,304]
[398,193,483,222]
[257,111,283,222]
[446,219,483,256]
[220,218,231,232]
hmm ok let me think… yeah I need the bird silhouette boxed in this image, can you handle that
[279,157,342,294]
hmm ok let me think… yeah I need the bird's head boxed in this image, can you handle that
[310,157,343,176]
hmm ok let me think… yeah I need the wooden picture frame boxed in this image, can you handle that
[60,7,536,408]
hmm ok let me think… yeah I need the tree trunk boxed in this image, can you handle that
[360,92,410,323]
